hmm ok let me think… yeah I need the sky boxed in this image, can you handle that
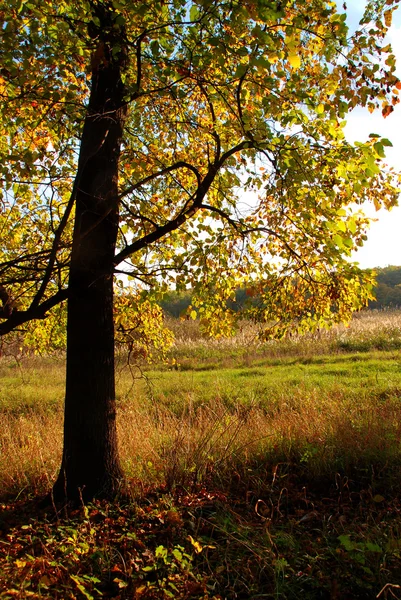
[344,1,401,268]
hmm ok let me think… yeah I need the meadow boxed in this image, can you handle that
[1,310,401,598]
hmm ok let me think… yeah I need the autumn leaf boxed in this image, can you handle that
[382,104,394,118]
[384,10,392,27]
[288,53,301,69]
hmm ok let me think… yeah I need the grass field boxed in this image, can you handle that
[1,310,401,598]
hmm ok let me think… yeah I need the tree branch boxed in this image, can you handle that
[0,289,68,336]
[29,183,76,311]
[114,140,255,266]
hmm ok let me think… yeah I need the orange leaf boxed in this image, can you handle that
[382,105,394,118]
[384,10,392,27]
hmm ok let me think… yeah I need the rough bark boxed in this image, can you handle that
[53,15,128,502]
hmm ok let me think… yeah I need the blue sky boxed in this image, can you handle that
[343,1,401,268]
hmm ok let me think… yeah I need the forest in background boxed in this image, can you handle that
[160,265,401,317]
[369,265,401,308]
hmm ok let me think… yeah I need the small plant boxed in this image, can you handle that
[139,544,197,598]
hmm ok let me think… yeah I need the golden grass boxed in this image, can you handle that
[1,309,401,498]
[167,308,401,345]
[118,389,401,491]
[2,388,400,498]
[0,410,62,496]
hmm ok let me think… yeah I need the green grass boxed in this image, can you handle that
[2,310,401,598]
[143,350,401,411]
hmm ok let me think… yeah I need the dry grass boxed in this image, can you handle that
[1,310,401,499]
[163,309,401,371]
[117,390,401,493]
[0,409,62,496]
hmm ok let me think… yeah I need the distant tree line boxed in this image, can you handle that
[160,288,253,318]
[160,266,401,317]
[368,266,401,309]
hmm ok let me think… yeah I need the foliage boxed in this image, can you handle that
[0,302,67,357]
[369,265,401,308]
[0,498,213,599]
[0,0,400,341]
[159,291,192,319]
[2,477,401,598]
[114,290,174,362]
[0,291,175,359]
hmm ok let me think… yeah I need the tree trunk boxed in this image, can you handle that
[53,17,128,502]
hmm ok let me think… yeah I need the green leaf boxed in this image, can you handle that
[114,14,125,26]
[373,142,385,158]
[156,545,168,559]
[338,535,354,551]
[333,234,344,248]
[347,218,357,234]
[234,63,248,78]
[70,575,94,600]
[190,5,200,21]
[365,542,382,553]
[150,40,160,57]
[172,548,183,561]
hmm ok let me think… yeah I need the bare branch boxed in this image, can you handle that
[29,184,76,310]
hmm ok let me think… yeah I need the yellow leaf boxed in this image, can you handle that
[135,585,147,595]
[15,560,27,568]
[288,54,301,69]
[188,535,203,553]
[384,10,392,27]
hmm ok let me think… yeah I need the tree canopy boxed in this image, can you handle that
[0,0,399,342]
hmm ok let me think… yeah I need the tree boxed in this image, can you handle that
[0,0,400,500]
[368,265,401,308]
